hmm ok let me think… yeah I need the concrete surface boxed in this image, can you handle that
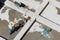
[0,0,60,40]
[22,22,60,40]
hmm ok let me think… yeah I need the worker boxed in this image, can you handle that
[23,15,31,22]
[41,28,52,37]
[8,22,14,30]
[8,19,24,35]
[8,22,15,35]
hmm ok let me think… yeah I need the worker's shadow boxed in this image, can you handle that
[15,24,23,31]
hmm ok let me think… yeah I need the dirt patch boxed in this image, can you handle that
[9,9,22,21]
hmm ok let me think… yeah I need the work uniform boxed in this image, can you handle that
[24,16,30,22]
[8,22,15,35]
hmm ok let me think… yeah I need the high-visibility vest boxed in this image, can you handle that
[8,22,14,30]
[24,16,29,19]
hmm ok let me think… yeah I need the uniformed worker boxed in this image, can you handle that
[23,15,31,22]
[8,22,15,35]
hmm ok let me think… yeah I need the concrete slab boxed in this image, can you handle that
[0,37,5,40]
[36,15,60,32]
[22,22,60,40]
[41,0,60,26]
